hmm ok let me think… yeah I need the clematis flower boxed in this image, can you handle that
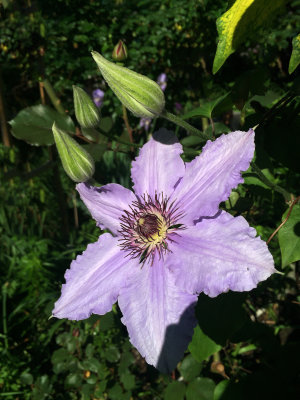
[53,128,276,373]
[157,73,167,92]
[139,117,152,132]
[92,89,105,108]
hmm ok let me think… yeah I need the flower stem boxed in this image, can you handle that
[42,79,65,115]
[161,110,210,140]
[267,196,300,244]
[250,162,292,202]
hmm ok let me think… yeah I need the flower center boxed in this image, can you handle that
[118,194,184,265]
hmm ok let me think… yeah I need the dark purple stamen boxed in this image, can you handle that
[118,193,185,265]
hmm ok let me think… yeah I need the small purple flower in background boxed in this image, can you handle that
[92,88,105,108]
[175,102,183,114]
[53,129,276,373]
[139,73,167,131]
[139,117,152,132]
[157,73,167,92]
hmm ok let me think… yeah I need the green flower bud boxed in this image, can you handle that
[112,40,128,61]
[52,122,95,182]
[73,86,100,128]
[91,51,165,118]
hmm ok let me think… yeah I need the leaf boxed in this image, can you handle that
[164,381,186,400]
[178,354,202,381]
[83,144,107,162]
[213,0,286,73]
[278,204,300,267]
[120,371,135,390]
[20,371,33,385]
[99,116,113,133]
[289,34,300,74]
[189,325,221,363]
[182,93,232,120]
[181,135,206,147]
[214,380,230,400]
[65,373,82,388]
[186,377,215,400]
[103,345,120,363]
[204,122,230,137]
[9,105,75,146]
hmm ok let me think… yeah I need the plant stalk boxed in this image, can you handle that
[161,110,210,139]
[250,162,291,202]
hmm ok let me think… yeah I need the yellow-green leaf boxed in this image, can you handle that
[213,0,286,74]
[289,34,300,74]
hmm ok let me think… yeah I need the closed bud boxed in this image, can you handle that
[112,40,128,61]
[73,86,100,128]
[52,122,95,182]
[91,51,165,118]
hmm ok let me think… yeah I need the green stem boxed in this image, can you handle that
[161,110,210,139]
[2,283,8,351]
[250,162,291,202]
[42,79,65,114]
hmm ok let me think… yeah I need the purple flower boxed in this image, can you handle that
[139,117,152,132]
[175,102,183,114]
[92,89,105,108]
[157,73,167,92]
[53,129,276,372]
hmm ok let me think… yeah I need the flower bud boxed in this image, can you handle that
[91,51,165,118]
[112,40,128,61]
[73,86,100,128]
[52,122,95,182]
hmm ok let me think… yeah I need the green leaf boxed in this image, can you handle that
[278,204,300,267]
[118,351,134,374]
[213,0,286,73]
[178,354,202,381]
[65,373,82,388]
[186,377,215,400]
[289,34,300,74]
[83,144,107,162]
[120,371,135,390]
[214,380,230,400]
[164,381,186,400]
[104,345,120,363]
[181,135,206,147]
[189,325,221,363]
[20,371,33,385]
[51,348,70,364]
[9,105,75,146]
[99,116,113,133]
[204,122,230,137]
[85,343,94,358]
[182,93,232,120]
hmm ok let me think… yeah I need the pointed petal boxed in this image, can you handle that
[131,128,185,198]
[76,182,136,235]
[173,130,255,225]
[167,211,276,297]
[118,259,197,373]
[53,234,137,320]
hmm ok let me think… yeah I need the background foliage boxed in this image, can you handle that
[1,0,300,399]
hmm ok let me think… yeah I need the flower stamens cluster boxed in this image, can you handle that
[118,193,184,265]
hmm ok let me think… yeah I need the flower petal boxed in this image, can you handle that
[76,182,136,235]
[131,128,185,198]
[167,211,276,297]
[118,258,197,373]
[53,234,137,320]
[173,130,255,225]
